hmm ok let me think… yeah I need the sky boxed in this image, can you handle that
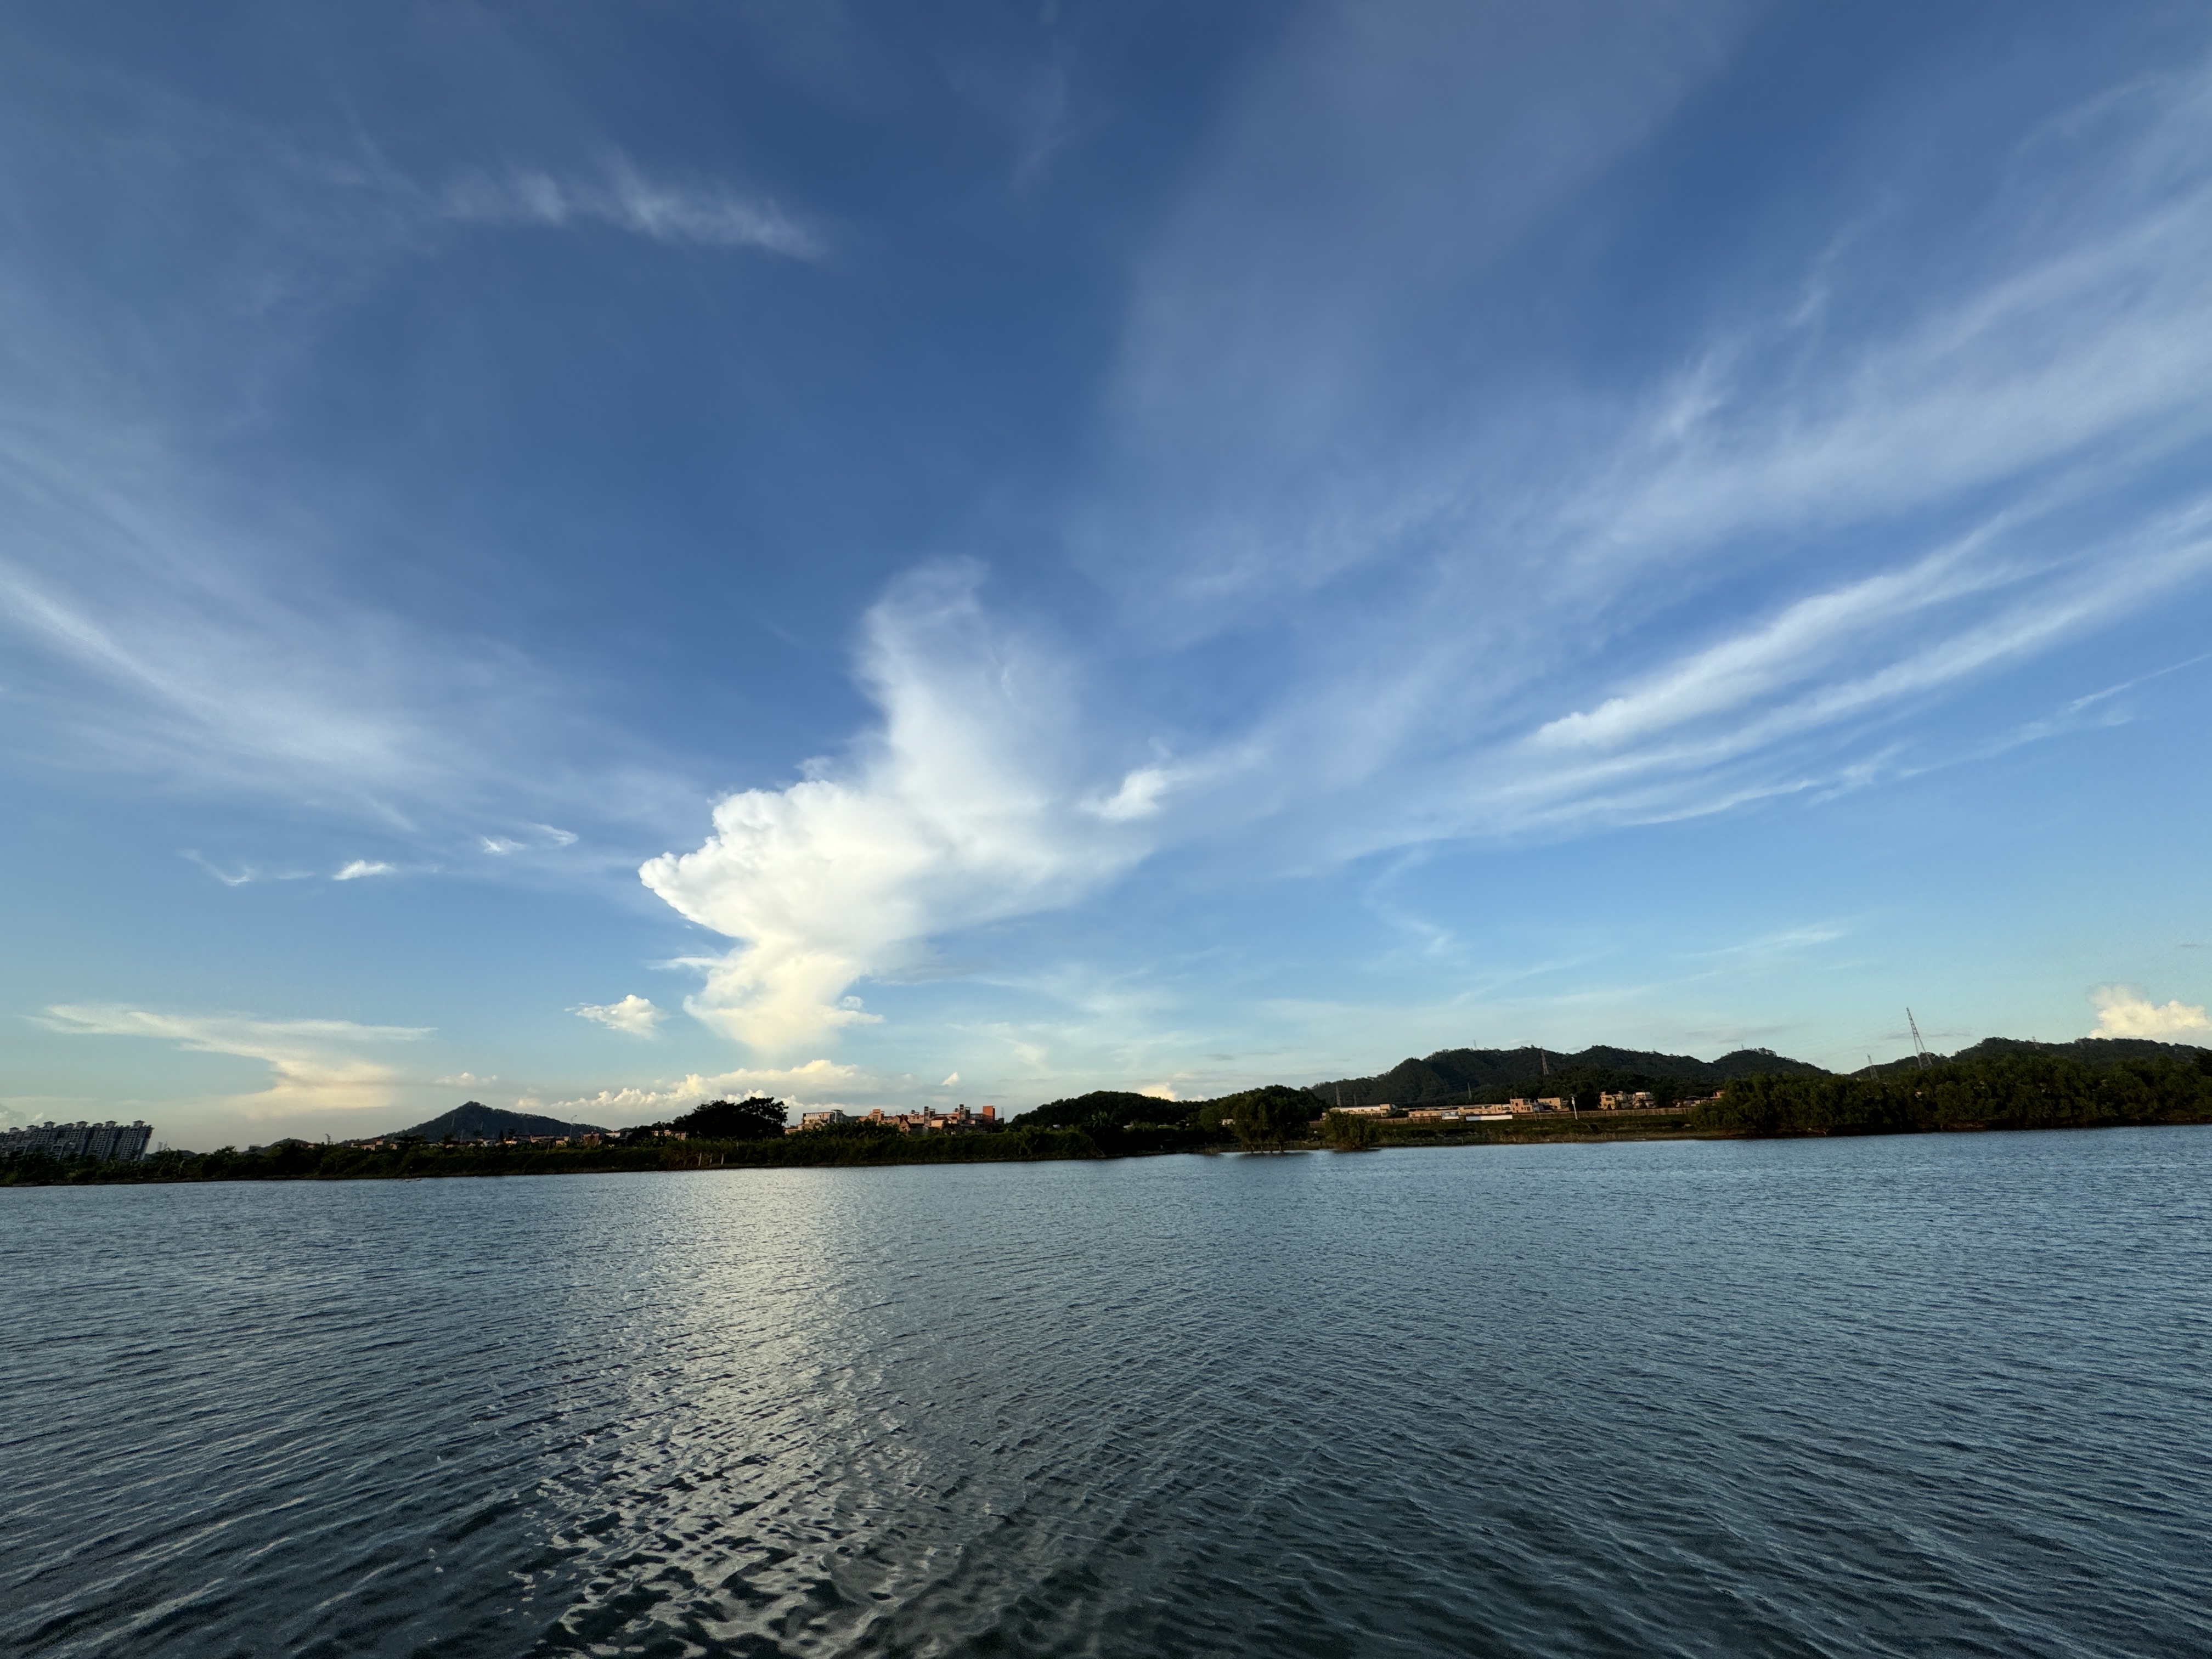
[3,1,2209,1150]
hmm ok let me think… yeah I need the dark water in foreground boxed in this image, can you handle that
[6,1131,2211,1658]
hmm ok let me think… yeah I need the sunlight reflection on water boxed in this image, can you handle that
[7,1132,2212,1656]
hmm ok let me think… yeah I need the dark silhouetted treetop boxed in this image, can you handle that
[1697,1049,2212,1136]
[665,1097,788,1139]
[1229,1089,1312,1150]
[1014,1091,1197,1130]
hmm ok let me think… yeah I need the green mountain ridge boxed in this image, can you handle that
[1304,1043,1830,1111]
[1018,1037,2211,1125]
[1877,1036,2206,1073]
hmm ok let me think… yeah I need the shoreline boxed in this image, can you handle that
[9,1107,2211,1187]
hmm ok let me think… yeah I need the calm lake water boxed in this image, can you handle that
[6,1130,2210,1657]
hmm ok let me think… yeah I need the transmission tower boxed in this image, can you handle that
[1906,1008,1932,1071]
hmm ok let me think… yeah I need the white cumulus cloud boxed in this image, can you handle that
[641,565,1161,1052]
[573,995,667,1037]
[2089,984,2211,1040]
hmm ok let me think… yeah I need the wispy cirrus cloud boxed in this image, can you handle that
[1150,40,2212,851]
[0,421,703,866]
[442,157,823,258]
[640,26,2212,1055]
[0,104,783,864]
[36,1005,432,1119]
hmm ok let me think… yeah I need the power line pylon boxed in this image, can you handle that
[1906,1008,1932,1071]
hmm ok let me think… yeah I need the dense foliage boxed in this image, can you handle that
[648,1097,788,1140]
[1013,1091,1183,1131]
[1012,1084,1319,1153]
[1307,1044,1826,1110]
[1229,1088,1314,1150]
[1696,1051,2212,1136]
[1319,1111,1381,1150]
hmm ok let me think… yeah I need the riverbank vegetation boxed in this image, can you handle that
[1010,1084,1322,1153]
[1695,1048,2212,1137]
[0,1121,1102,1186]
[9,1042,2208,1187]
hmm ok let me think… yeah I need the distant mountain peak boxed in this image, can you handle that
[387,1102,609,1142]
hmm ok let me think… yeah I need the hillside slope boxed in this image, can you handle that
[393,1102,608,1142]
[1305,1045,1829,1109]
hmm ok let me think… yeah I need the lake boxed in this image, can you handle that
[5,1128,2210,1656]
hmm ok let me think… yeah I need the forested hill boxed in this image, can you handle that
[1894,1036,2207,1072]
[1307,1045,1830,1110]
[394,1102,608,1142]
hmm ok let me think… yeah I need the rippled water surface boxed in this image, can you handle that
[7,1130,2212,1657]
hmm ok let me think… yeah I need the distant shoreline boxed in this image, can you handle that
[9,1107,2212,1188]
[9,1044,2208,1187]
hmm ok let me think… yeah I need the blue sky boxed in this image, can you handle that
[4,2,2209,1149]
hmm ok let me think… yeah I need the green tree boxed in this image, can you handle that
[668,1097,788,1139]
[1319,1111,1380,1150]
[1230,1088,1313,1151]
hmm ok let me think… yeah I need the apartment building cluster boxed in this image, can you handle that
[0,1120,154,1160]
[794,1105,998,1134]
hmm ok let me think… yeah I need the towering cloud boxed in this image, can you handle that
[641,566,1164,1051]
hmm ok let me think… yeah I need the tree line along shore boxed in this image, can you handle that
[5,1040,2209,1187]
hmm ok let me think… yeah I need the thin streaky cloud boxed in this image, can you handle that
[36,1005,432,1120]
[442,158,824,258]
